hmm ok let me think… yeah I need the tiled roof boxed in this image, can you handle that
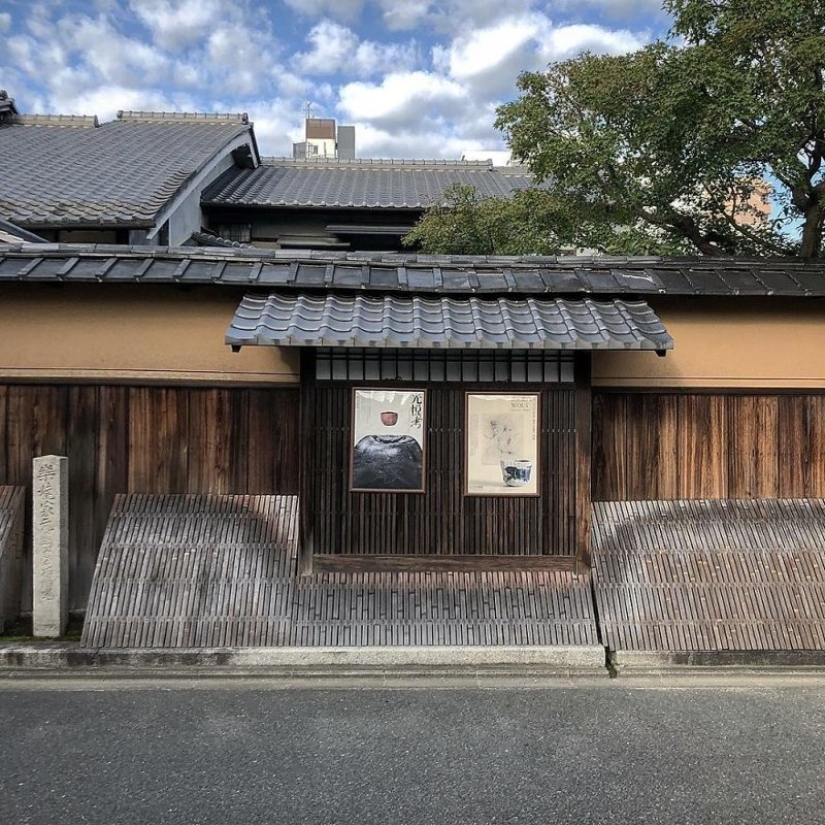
[190,230,249,249]
[203,158,535,208]
[225,293,673,351]
[0,244,824,296]
[0,112,253,228]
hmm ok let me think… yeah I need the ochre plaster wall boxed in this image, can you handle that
[593,299,825,389]
[0,284,299,384]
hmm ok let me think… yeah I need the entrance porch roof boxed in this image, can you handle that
[226,292,674,352]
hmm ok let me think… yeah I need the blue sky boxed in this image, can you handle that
[0,0,670,157]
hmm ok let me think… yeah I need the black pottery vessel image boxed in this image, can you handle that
[353,435,423,490]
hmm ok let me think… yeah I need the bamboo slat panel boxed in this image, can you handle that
[81,495,299,648]
[593,393,825,501]
[592,499,825,652]
[81,494,598,648]
[0,486,24,631]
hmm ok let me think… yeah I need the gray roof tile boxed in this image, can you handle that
[1,244,825,296]
[225,293,674,351]
[203,158,535,208]
[0,114,252,228]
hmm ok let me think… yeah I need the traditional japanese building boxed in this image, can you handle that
[0,244,823,626]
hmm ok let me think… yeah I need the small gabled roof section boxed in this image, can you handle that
[0,110,258,230]
[225,293,674,352]
[203,157,535,209]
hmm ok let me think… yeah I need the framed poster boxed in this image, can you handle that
[351,389,426,492]
[465,393,540,496]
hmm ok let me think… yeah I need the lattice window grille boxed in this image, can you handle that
[315,348,574,383]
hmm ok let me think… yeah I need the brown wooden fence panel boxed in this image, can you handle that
[677,395,728,498]
[594,392,825,501]
[592,394,628,501]
[727,395,779,498]
[96,386,129,564]
[777,395,825,497]
[0,383,300,610]
[68,387,98,607]
[624,394,679,500]
[128,387,190,494]
[304,384,579,557]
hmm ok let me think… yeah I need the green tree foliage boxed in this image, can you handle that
[402,184,572,255]
[407,0,825,258]
[498,0,825,258]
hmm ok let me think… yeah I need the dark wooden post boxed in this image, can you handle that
[298,349,315,575]
[574,352,592,574]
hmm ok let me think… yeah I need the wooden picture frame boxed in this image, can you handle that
[350,388,427,493]
[464,392,540,496]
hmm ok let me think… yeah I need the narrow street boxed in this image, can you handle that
[1,676,823,824]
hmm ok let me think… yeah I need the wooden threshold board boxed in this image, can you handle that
[312,554,579,572]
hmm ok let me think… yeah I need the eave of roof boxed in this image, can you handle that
[0,243,824,297]
[226,293,674,352]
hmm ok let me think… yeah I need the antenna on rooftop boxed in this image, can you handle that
[305,100,312,121]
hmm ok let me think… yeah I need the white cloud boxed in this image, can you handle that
[296,20,359,74]
[60,85,189,122]
[129,0,227,51]
[392,0,537,36]
[295,20,418,78]
[375,0,431,30]
[539,23,648,61]
[353,121,503,160]
[445,14,553,81]
[282,0,364,21]
[0,12,11,32]
[338,71,467,128]
[63,15,169,86]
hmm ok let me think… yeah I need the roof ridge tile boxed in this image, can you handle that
[117,110,249,124]
[7,114,99,127]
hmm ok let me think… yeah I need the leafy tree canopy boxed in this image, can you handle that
[407,0,825,258]
[402,184,576,256]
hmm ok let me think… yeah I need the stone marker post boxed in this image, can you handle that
[33,455,68,637]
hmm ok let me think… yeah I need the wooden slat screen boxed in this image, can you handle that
[303,384,579,557]
[0,384,300,611]
[593,392,825,500]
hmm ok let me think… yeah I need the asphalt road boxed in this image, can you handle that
[1,677,824,824]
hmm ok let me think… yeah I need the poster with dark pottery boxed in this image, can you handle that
[351,389,426,492]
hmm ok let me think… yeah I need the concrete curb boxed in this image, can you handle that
[611,649,825,669]
[0,643,608,675]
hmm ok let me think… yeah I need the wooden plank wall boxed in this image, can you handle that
[0,384,300,611]
[593,392,825,500]
[304,384,579,558]
[0,487,25,631]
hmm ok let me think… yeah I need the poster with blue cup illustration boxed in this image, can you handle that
[351,389,426,492]
[465,393,540,496]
